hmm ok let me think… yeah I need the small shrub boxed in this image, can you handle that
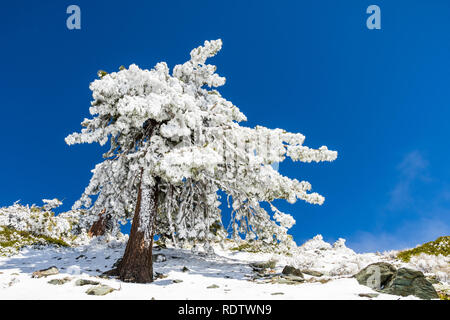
[397,236,450,262]
[0,226,69,256]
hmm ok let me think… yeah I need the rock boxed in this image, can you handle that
[381,268,439,300]
[207,284,219,289]
[267,275,304,285]
[306,277,331,284]
[301,269,323,277]
[8,278,19,287]
[154,272,168,279]
[182,266,189,272]
[271,292,284,295]
[275,278,302,285]
[172,279,183,283]
[32,266,59,278]
[250,259,277,271]
[256,272,270,278]
[48,277,72,285]
[358,293,379,298]
[280,274,305,282]
[85,284,116,296]
[152,253,166,262]
[317,278,331,284]
[426,275,440,285]
[282,266,304,278]
[354,262,396,290]
[75,279,101,286]
[355,263,439,300]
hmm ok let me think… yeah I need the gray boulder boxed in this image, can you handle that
[75,279,100,286]
[381,268,439,300]
[48,277,72,285]
[354,263,439,300]
[282,265,304,278]
[301,269,323,277]
[32,266,59,278]
[280,274,305,283]
[86,284,116,296]
[250,259,277,271]
[354,262,396,290]
[358,293,379,298]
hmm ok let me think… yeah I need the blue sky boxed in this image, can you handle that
[1,1,449,252]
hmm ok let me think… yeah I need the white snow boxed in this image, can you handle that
[1,235,442,300]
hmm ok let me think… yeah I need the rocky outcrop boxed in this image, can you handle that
[354,262,439,300]
[354,262,396,290]
[32,266,59,278]
[282,265,304,278]
[381,268,439,300]
[301,269,323,277]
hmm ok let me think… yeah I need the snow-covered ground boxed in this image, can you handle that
[1,235,446,300]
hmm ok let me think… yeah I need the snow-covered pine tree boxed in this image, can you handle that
[66,39,337,283]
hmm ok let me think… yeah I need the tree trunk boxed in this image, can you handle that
[116,173,160,283]
[88,208,107,237]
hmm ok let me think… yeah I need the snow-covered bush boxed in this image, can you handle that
[407,253,449,283]
[0,225,70,256]
[288,235,382,277]
[0,200,92,255]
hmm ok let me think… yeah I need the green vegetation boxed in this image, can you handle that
[397,236,450,262]
[438,292,450,301]
[0,226,69,256]
[229,239,293,256]
[230,242,255,252]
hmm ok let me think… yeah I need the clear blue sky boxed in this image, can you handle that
[1,1,449,252]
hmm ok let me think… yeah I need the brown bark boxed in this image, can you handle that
[88,209,107,237]
[106,119,161,283]
[115,172,160,283]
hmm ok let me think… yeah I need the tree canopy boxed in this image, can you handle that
[66,39,338,250]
